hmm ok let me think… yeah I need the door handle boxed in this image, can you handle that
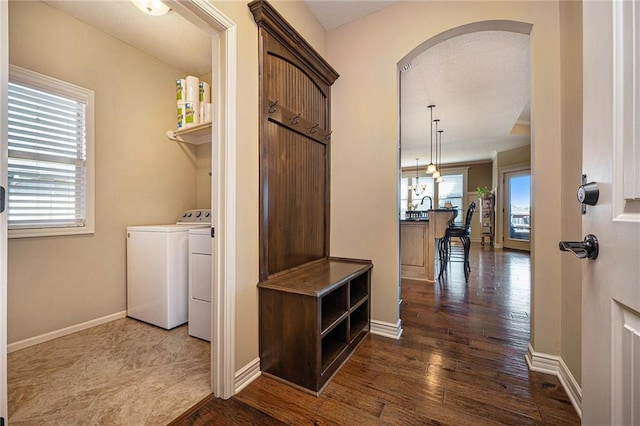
[559,234,599,260]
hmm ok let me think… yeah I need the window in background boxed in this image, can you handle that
[400,177,409,218]
[437,173,464,225]
[8,65,95,238]
[401,170,435,219]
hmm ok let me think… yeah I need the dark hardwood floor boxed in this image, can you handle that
[170,245,580,425]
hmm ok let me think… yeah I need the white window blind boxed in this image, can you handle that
[8,65,94,237]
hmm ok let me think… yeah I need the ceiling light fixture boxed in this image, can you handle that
[131,0,170,16]
[432,119,441,179]
[426,105,437,174]
[408,158,426,196]
[436,130,445,183]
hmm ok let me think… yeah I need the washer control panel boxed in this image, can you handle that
[177,209,212,224]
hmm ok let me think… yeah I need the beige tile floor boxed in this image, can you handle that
[8,318,211,425]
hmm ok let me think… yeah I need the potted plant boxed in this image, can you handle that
[477,186,492,199]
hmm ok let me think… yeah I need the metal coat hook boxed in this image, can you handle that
[268,99,279,114]
[291,113,301,125]
[309,123,319,134]
[324,130,333,141]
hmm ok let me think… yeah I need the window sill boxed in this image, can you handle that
[9,225,95,239]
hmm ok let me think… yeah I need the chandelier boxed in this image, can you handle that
[408,158,427,195]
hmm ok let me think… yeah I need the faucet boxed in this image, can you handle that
[420,195,433,210]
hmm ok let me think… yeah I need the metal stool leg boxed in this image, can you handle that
[462,236,471,281]
[438,236,449,279]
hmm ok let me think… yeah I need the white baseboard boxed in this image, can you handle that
[526,343,582,418]
[234,357,261,394]
[370,319,403,340]
[8,310,127,353]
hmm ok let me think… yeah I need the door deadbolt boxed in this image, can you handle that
[578,174,599,214]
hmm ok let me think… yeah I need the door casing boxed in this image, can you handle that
[1,0,9,419]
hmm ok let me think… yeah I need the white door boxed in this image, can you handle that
[0,0,8,421]
[582,1,640,424]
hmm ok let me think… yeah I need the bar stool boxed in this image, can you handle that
[438,201,476,281]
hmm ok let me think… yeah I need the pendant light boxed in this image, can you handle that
[426,105,437,174]
[436,129,445,183]
[432,119,441,179]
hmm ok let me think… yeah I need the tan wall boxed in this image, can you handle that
[497,145,531,167]
[7,1,200,342]
[327,1,564,356]
[196,143,212,208]
[467,162,493,192]
[197,73,212,208]
[401,161,492,194]
[210,0,327,371]
[559,0,582,386]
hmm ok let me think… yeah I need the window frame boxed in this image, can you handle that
[8,65,95,239]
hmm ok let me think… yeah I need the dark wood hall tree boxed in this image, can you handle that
[250,0,372,395]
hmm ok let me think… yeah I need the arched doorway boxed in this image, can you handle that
[398,20,532,275]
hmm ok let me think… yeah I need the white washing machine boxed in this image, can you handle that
[126,209,211,329]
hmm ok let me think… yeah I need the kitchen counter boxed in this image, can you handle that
[400,209,455,281]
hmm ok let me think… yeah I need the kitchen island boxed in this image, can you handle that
[400,209,455,281]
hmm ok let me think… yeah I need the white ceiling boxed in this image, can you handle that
[303,0,399,30]
[43,0,211,76]
[39,1,530,167]
[400,31,530,167]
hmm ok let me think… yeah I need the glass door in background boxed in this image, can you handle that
[503,170,531,251]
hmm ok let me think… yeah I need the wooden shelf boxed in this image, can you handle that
[481,195,495,246]
[166,122,212,145]
[350,296,368,312]
[321,309,348,336]
[321,321,349,372]
[349,302,369,342]
[349,273,368,306]
[321,285,348,333]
